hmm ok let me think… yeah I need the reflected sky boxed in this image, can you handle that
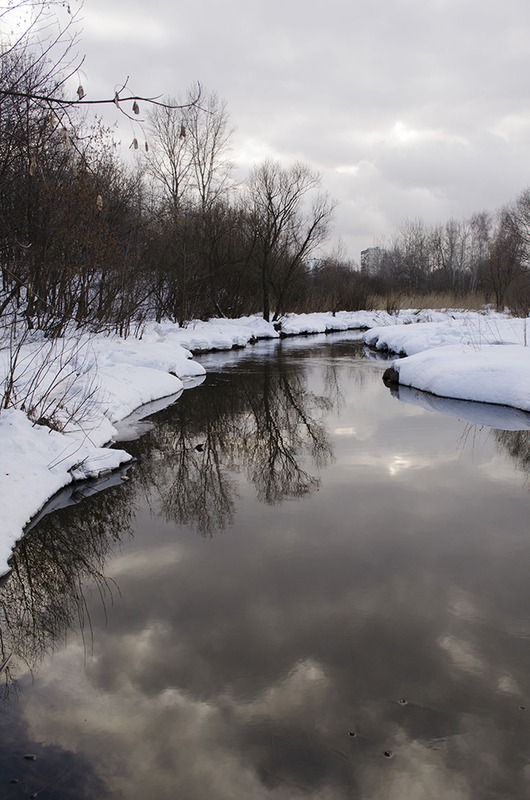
[388,382,530,432]
[1,337,530,799]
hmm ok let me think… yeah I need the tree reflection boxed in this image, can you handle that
[0,482,134,693]
[494,429,530,482]
[0,351,335,690]
[240,361,332,503]
[130,352,333,535]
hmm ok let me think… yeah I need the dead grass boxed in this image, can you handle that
[368,291,488,312]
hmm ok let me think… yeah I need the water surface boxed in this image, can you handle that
[1,335,530,799]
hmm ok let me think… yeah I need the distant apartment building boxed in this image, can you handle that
[360,247,383,276]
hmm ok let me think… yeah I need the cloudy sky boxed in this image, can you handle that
[72,0,530,259]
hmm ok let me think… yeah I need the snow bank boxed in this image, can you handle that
[365,313,530,414]
[279,309,432,335]
[391,344,530,413]
[364,315,526,355]
[0,407,132,573]
[278,308,504,336]
[144,315,279,351]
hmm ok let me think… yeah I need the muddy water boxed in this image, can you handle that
[1,334,530,799]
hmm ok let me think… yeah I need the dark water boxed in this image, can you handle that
[1,334,530,800]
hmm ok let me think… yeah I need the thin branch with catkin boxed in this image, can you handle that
[0,80,205,122]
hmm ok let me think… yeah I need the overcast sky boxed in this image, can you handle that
[73,0,530,260]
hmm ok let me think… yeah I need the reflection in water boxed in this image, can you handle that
[1,337,530,799]
[387,382,530,432]
[386,382,530,485]
[128,354,333,536]
[0,349,335,684]
[494,429,530,480]
[0,483,134,692]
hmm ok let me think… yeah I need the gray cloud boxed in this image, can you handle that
[75,0,530,258]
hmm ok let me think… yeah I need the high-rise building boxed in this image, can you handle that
[360,247,382,276]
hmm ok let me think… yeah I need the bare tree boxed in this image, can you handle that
[146,87,234,214]
[146,101,194,214]
[480,208,524,310]
[510,187,530,262]
[144,89,238,322]
[185,88,235,212]
[429,218,473,294]
[244,159,335,321]
[396,218,431,292]
[468,211,492,291]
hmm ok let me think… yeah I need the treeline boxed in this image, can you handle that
[363,207,530,314]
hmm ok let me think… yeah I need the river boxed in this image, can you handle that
[1,333,530,799]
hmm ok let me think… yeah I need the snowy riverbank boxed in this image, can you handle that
[364,314,530,412]
[0,308,528,574]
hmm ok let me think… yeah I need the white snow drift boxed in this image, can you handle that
[365,314,530,412]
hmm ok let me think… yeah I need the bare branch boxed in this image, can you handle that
[0,82,204,120]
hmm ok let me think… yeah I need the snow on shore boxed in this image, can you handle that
[279,308,451,335]
[390,344,530,413]
[364,314,528,355]
[365,314,530,413]
[0,309,528,574]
